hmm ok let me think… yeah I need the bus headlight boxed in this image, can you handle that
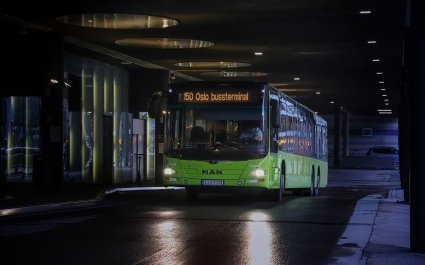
[164,167,176,175]
[251,168,265,177]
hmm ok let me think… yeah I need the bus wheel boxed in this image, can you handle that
[271,168,284,202]
[315,173,320,196]
[186,188,199,202]
[310,168,316,197]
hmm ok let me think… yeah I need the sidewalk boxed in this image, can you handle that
[361,189,425,265]
[330,188,425,265]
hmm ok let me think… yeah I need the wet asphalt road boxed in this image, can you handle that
[0,169,399,265]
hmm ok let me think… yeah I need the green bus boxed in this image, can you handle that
[162,81,328,201]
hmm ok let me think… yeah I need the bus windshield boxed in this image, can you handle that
[165,104,268,161]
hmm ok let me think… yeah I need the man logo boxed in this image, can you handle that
[202,169,223,175]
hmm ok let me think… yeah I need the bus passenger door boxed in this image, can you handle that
[270,96,280,187]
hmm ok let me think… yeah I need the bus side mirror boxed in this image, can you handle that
[271,99,280,128]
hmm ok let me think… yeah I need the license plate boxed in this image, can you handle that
[201,179,224,186]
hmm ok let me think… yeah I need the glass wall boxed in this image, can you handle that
[1,97,41,181]
[64,54,133,184]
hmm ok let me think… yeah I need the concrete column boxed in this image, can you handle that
[0,98,5,192]
[409,0,425,252]
[334,106,342,168]
[342,110,349,157]
[398,89,410,202]
[28,32,65,188]
[399,18,410,202]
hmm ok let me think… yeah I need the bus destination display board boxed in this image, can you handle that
[179,91,251,103]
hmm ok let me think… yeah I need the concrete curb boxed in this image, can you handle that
[0,198,102,218]
[0,186,185,218]
[329,193,385,265]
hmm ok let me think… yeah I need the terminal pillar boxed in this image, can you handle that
[342,110,349,157]
[409,0,425,252]
[0,99,5,192]
[38,33,65,188]
[399,60,410,203]
[333,106,342,168]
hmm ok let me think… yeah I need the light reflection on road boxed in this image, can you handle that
[133,219,182,265]
[246,211,278,265]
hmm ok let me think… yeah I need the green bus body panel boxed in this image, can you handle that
[280,152,328,189]
[163,152,328,190]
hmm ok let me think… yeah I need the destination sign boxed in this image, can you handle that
[179,91,250,103]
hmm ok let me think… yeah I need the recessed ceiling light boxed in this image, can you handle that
[385,103,390,106]
[174,61,251,68]
[367,41,377,44]
[379,112,392,115]
[376,72,383,75]
[377,109,392,112]
[330,101,335,104]
[382,94,387,97]
[271,83,288,87]
[115,38,214,49]
[372,59,380,62]
[254,52,263,56]
[294,77,301,81]
[360,10,372,14]
[384,99,389,102]
[316,91,321,95]
[57,13,179,29]
[200,71,267,77]
[379,81,385,84]
[381,88,386,91]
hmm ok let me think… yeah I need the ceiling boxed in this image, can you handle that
[1,0,407,116]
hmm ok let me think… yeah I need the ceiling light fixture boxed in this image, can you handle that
[200,71,267,77]
[57,13,179,29]
[115,38,214,49]
[294,77,301,81]
[379,81,385,84]
[330,101,335,104]
[376,72,383,75]
[271,83,288,87]
[382,94,387,97]
[372,59,380,62]
[367,40,377,44]
[377,109,392,112]
[384,99,389,102]
[254,52,263,56]
[316,91,321,95]
[174,61,251,68]
[381,88,386,91]
[360,10,372,14]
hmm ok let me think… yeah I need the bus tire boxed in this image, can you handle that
[270,165,285,202]
[310,167,316,197]
[315,168,321,196]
